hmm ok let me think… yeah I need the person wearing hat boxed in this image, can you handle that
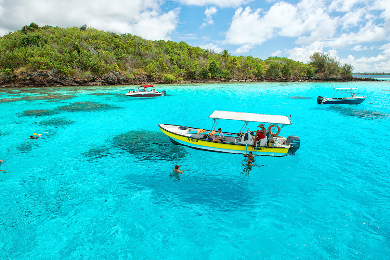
[253,124,266,146]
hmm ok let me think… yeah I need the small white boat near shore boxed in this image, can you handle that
[317,88,366,104]
[125,85,166,97]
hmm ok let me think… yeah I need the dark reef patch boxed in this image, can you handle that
[20,109,58,117]
[37,118,75,127]
[112,130,186,161]
[16,142,37,153]
[288,96,313,99]
[56,101,120,112]
[82,147,112,161]
[88,93,115,96]
[329,106,390,120]
[0,93,75,103]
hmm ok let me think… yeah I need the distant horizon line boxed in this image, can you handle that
[353,73,390,75]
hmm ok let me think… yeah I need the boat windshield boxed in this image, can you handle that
[332,88,357,98]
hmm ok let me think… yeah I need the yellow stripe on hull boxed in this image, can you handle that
[160,127,289,156]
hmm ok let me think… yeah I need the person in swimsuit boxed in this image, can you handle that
[0,160,5,172]
[170,165,184,181]
[242,159,255,175]
[244,152,255,162]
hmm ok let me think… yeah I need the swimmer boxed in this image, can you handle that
[244,152,255,162]
[28,133,41,139]
[170,165,184,181]
[242,159,254,175]
[0,160,5,173]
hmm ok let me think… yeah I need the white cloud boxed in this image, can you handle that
[287,41,325,62]
[271,50,282,56]
[352,45,368,51]
[328,0,361,12]
[325,22,387,48]
[0,0,179,40]
[234,44,253,54]
[339,9,364,29]
[201,7,218,28]
[225,2,338,50]
[177,0,251,8]
[198,43,223,53]
[379,43,390,54]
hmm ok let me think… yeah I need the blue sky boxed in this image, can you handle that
[0,0,389,72]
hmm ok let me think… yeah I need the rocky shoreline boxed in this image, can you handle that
[0,70,379,88]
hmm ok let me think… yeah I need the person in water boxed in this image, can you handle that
[170,165,184,181]
[0,160,5,172]
[29,133,41,139]
[244,152,255,162]
[242,159,255,175]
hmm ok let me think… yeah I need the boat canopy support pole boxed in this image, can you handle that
[210,119,219,132]
[239,121,249,135]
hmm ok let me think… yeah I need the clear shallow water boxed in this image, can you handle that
[1,82,390,259]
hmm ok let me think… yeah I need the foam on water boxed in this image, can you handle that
[1,82,390,259]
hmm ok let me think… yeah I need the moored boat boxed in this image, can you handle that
[317,88,366,104]
[125,85,166,97]
[159,110,300,157]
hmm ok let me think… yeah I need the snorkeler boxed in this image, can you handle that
[29,133,41,139]
[0,160,5,173]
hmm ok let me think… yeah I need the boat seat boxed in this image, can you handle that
[259,137,268,147]
[190,134,207,139]
[224,136,236,143]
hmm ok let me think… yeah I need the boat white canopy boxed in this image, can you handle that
[209,110,292,125]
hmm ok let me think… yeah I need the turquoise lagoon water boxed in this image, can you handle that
[1,82,390,259]
[353,74,390,81]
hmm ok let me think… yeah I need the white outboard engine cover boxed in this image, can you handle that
[286,135,300,155]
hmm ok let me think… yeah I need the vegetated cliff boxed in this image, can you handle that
[0,23,375,88]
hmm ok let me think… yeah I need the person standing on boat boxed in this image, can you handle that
[253,124,266,146]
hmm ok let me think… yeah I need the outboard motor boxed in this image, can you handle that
[162,90,167,96]
[286,135,300,155]
[317,96,323,104]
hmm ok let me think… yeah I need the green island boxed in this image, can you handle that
[0,23,376,88]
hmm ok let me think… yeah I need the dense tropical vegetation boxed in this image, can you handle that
[0,23,354,86]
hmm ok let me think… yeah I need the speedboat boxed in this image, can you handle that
[125,85,166,97]
[159,110,300,157]
[317,88,366,104]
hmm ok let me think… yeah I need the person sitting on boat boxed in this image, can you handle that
[253,124,266,146]
[214,128,226,143]
[197,129,206,134]
[208,130,217,141]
